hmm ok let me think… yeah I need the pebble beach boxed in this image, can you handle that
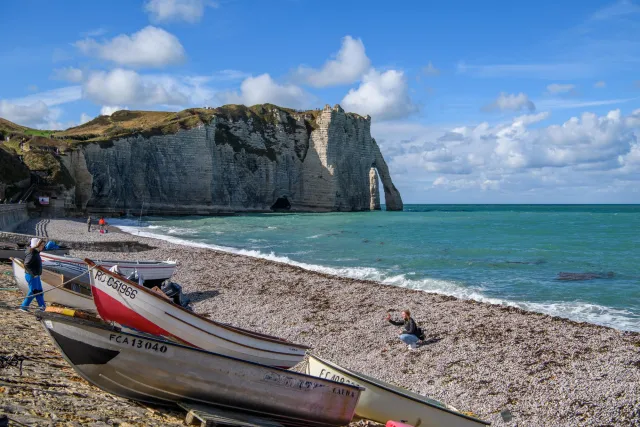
[1,218,639,426]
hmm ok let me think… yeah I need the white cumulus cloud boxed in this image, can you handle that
[145,0,213,23]
[483,92,535,112]
[219,74,313,109]
[384,108,640,201]
[83,69,188,106]
[294,36,371,87]
[75,26,186,68]
[0,100,51,127]
[341,69,418,121]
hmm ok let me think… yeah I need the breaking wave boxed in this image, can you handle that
[113,220,640,332]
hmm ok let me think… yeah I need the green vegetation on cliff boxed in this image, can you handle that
[0,104,369,145]
[55,104,323,143]
[0,118,74,190]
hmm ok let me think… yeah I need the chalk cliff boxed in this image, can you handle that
[61,104,403,214]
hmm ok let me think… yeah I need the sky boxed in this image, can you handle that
[1,0,640,204]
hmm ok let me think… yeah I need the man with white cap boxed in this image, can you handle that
[19,238,47,312]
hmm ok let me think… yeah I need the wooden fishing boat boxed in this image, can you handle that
[12,258,96,313]
[85,259,310,368]
[38,311,362,427]
[41,252,177,286]
[306,353,490,427]
[0,241,69,260]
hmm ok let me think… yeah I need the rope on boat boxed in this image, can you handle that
[0,264,101,308]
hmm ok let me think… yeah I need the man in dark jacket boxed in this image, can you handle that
[19,238,46,312]
[386,309,421,350]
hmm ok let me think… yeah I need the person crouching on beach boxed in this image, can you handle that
[19,238,47,313]
[386,310,423,350]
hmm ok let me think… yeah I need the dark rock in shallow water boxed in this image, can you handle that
[556,272,615,281]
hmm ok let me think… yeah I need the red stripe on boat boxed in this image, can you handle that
[92,286,193,346]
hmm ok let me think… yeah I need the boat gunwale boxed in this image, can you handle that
[86,259,311,350]
[38,312,363,393]
[12,257,94,302]
[163,311,304,358]
[308,353,491,425]
[42,253,176,268]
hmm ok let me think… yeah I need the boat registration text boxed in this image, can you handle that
[95,271,138,300]
[109,334,168,353]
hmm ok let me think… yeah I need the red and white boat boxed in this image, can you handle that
[41,252,177,286]
[86,259,310,368]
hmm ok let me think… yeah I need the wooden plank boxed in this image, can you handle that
[42,268,64,288]
[179,403,285,427]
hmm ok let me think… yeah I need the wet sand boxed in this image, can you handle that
[2,218,639,426]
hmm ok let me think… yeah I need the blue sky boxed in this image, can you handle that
[1,0,640,203]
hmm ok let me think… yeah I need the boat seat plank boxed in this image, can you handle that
[179,403,285,427]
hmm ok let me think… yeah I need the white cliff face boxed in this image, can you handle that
[66,104,403,214]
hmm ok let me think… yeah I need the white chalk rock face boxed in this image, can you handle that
[67,104,403,214]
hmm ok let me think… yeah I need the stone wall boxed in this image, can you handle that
[0,204,28,231]
[63,104,403,214]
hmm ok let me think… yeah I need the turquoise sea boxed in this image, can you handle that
[115,205,640,332]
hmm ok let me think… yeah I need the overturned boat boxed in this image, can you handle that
[12,257,96,313]
[86,259,309,368]
[38,312,362,427]
[41,252,177,287]
[306,354,490,427]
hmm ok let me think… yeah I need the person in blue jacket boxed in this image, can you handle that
[19,238,47,312]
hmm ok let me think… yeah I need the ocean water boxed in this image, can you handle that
[114,205,640,332]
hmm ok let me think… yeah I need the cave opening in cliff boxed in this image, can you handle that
[271,196,291,211]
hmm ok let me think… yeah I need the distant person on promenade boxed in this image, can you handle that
[19,238,47,312]
[386,310,424,350]
[87,215,92,232]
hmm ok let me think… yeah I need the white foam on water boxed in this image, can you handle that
[114,222,640,332]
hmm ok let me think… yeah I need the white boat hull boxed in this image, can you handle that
[12,258,97,313]
[41,252,177,285]
[40,313,361,427]
[87,259,309,368]
[306,354,490,427]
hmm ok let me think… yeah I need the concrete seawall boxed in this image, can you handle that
[0,204,28,231]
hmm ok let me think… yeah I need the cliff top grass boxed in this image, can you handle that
[57,104,323,142]
[0,103,367,144]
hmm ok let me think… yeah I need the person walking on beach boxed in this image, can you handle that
[98,217,106,233]
[386,310,423,350]
[87,215,92,232]
[19,238,47,312]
